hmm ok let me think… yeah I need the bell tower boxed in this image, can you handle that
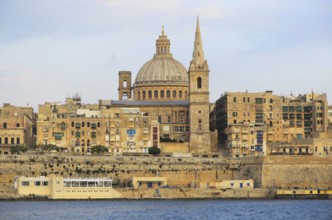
[189,17,211,153]
[118,71,132,100]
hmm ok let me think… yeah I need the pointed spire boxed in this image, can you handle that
[192,16,205,67]
[196,16,200,33]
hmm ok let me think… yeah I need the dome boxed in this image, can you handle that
[134,57,188,87]
[134,26,189,88]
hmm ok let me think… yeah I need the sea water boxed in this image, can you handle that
[0,199,331,220]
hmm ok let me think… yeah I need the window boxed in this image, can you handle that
[247,182,250,186]
[185,91,188,99]
[87,122,90,127]
[22,181,29,186]
[3,123,7,129]
[243,97,246,103]
[247,97,250,103]
[154,90,158,99]
[197,77,202,89]
[16,123,20,128]
[255,98,263,104]
[0,138,1,144]
[166,90,171,98]
[137,91,140,100]
[233,97,236,103]
[97,122,100,127]
[43,181,48,186]
[173,90,176,98]
[143,91,146,99]
[158,116,162,123]
[232,112,238,117]
[5,138,8,144]
[35,181,41,186]
[11,138,14,144]
[123,80,127,88]
[82,122,85,127]
[167,116,171,123]
[160,90,164,98]
[179,91,183,98]
[198,119,202,130]
[148,91,152,99]
[16,138,20,144]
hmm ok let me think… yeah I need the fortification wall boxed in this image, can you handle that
[261,156,332,188]
[1,154,331,197]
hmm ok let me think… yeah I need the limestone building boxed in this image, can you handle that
[37,18,215,153]
[215,91,329,157]
[37,96,158,153]
[0,103,37,154]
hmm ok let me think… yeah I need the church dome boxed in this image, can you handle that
[134,26,189,88]
[134,57,188,86]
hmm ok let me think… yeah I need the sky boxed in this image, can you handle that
[0,0,331,110]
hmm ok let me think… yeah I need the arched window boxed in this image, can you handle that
[137,91,140,100]
[148,91,152,99]
[166,90,171,98]
[123,80,127,88]
[185,91,188,99]
[160,90,165,98]
[179,91,183,98]
[197,77,202,89]
[143,91,146,99]
[173,90,176,98]
[154,90,158,99]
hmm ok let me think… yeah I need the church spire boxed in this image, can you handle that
[191,16,206,68]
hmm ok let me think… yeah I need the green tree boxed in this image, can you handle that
[148,146,161,156]
[10,145,27,154]
[40,144,60,152]
[91,145,108,154]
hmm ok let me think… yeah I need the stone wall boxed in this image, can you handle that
[1,154,331,197]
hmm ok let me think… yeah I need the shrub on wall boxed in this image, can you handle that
[91,145,108,154]
[148,146,161,156]
[10,145,27,154]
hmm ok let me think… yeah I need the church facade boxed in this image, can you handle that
[36,18,215,154]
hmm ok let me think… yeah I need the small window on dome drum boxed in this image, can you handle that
[167,90,171,98]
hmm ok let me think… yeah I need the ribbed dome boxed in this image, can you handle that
[134,26,189,88]
[134,57,188,86]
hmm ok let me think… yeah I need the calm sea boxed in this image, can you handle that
[0,200,331,220]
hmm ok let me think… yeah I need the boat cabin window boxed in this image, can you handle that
[22,181,29,186]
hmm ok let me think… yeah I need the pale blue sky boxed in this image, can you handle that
[0,0,331,110]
